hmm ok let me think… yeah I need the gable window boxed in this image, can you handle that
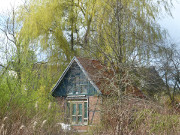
[80,84,87,94]
[66,76,88,95]
[66,100,88,125]
[75,76,80,94]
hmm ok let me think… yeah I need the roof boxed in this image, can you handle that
[136,66,165,96]
[51,56,145,97]
[76,57,114,95]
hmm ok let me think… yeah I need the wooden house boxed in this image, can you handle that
[51,56,145,131]
[51,57,105,131]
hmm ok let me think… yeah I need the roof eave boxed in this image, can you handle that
[74,57,102,95]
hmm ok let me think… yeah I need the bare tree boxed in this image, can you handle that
[157,44,180,104]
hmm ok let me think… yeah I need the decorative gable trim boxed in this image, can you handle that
[51,56,101,95]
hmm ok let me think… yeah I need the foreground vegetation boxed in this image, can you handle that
[0,0,179,134]
[90,96,180,135]
[0,95,180,135]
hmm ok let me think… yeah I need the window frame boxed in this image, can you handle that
[66,99,88,126]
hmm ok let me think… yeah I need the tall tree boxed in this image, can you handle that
[17,0,105,60]
[0,6,60,116]
[157,44,180,104]
[84,0,173,96]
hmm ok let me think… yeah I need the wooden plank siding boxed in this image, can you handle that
[52,61,98,97]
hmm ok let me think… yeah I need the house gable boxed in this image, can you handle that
[52,57,101,97]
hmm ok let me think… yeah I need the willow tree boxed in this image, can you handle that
[0,7,31,86]
[82,0,173,97]
[18,0,101,62]
[89,0,172,62]
[0,5,61,116]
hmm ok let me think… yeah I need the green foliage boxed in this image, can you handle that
[18,0,75,60]
[90,0,173,63]
[17,0,174,67]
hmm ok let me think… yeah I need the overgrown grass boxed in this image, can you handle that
[132,109,180,134]
[88,95,180,135]
[0,100,77,135]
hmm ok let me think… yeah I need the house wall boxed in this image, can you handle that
[89,96,101,125]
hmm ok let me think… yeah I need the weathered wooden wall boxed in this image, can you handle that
[53,61,98,97]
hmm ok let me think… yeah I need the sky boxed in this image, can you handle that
[0,0,22,13]
[0,0,180,48]
[159,1,180,47]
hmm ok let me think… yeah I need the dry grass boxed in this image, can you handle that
[1,95,180,135]
[88,95,180,135]
[0,102,77,135]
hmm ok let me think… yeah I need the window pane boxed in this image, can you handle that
[73,77,79,94]
[67,85,71,94]
[76,84,80,94]
[72,104,76,115]
[84,119,88,125]
[78,104,82,115]
[72,116,76,124]
[78,116,82,124]
[67,102,70,117]
[80,85,87,94]
[84,102,87,118]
